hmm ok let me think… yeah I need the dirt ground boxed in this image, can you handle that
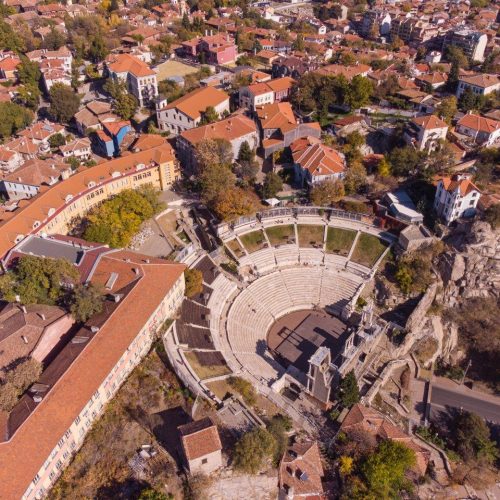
[155,60,199,81]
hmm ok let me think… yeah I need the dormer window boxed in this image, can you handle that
[15,234,24,244]
[65,194,73,203]
[33,220,41,229]
[111,171,121,178]
[48,208,55,217]
[87,181,96,189]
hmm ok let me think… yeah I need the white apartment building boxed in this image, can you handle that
[156,86,230,135]
[239,82,275,110]
[456,74,500,99]
[405,114,448,152]
[434,174,481,224]
[0,253,186,500]
[106,53,158,107]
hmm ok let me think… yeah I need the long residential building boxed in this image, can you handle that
[0,142,180,259]
[0,248,186,499]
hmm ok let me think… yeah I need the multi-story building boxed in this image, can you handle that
[434,174,481,224]
[456,73,500,99]
[442,29,488,62]
[106,53,158,107]
[390,15,438,45]
[239,77,295,110]
[404,114,448,152]
[0,143,180,258]
[361,10,392,38]
[180,33,238,65]
[0,246,186,499]
[155,87,230,135]
[176,114,259,172]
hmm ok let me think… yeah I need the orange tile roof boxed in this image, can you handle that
[412,114,448,130]
[106,53,155,78]
[163,87,229,120]
[178,417,222,461]
[0,252,185,499]
[256,102,296,130]
[180,114,257,144]
[291,137,345,177]
[457,113,500,135]
[459,73,500,89]
[440,176,480,196]
[316,63,371,80]
[0,144,175,258]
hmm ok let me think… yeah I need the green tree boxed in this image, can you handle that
[388,146,425,177]
[339,370,360,408]
[395,265,413,294]
[0,102,33,138]
[238,141,254,163]
[262,171,283,198]
[138,489,169,500]
[361,440,416,497]
[200,105,219,125]
[344,160,367,194]
[292,33,305,51]
[1,256,79,305]
[17,83,40,109]
[48,133,66,149]
[114,91,138,119]
[233,428,277,474]
[436,96,458,125]
[88,34,109,63]
[49,83,81,123]
[0,19,25,52]
[17,58,41,85]
[184,268,203,298]
[199,163,236,205]
[310,178,345,205]
[452,411,499,464]
[213,187,256,221]
[346,75,373,109]
[484,204,500,230]
[377,156,391,177]
[459,86,485,112]
[69,283,104,322]
[43,27,66,50]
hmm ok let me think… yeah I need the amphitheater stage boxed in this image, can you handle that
[267,310,350,373]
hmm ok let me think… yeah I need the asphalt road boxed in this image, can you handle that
[430,385,500,424]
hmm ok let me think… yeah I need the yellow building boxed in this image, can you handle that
[0,142,180,258]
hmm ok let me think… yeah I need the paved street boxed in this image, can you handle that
[430,384,500,424]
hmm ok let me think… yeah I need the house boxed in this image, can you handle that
[455,113,500,146]
[291,137,346,188]
[176,114,259,172]
[59,137,92,161]
[0,301,74,369]
[26,47,73,93]
[404,115,448,152]
[0,158,72,200]
[456,73,500,99]
[434,174,481,225]
[74,101,122,136]
[178,418,223,475]
[0,247,186,500]
[0,148,23,173]
[156,86,230,135]
[0,55,21,80]
[256,102,321,157]
[272,56,317,79]
[94,121,133,158]
[340,403,430,476]
[180,34,237,65]
[278,441,325,500]
[315,63,371,81]
[239,77,295,110]
[106,53,158,107]
[415,72,447,90]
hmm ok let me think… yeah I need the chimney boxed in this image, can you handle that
[21,335,28,344]
[91,326,100,333]
[133,267,140,275]
[21,305,27,314]
[39,313,46,320]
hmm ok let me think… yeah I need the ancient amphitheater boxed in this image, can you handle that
[165,208,396,415]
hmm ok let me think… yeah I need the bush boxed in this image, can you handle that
[228,376,256,405]
[233,428,277,473]
[0,358,43,411]
[184,268,203,298]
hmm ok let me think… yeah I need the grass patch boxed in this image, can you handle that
[265,225,295,246]
[226,238,245,258]
[184,351,231,380]
[297,225,324,248]
[350,233,388,267]
[206,379,233,400]
[239,230,267,253]
[325,227,356,255]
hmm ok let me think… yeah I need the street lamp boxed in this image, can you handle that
[460,359,472,386]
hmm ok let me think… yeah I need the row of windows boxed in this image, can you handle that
[86,188,104,201]
[133,171,152,181]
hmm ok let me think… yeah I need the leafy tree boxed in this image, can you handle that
[339,455,354,476]
[213,187,256,221]
[395,266,413,294]
[200,105,219,125]
[233,428,277,474]
[267,414,291,464]
[262,171,283,198]
[346,76,373,109]
[17,83,40,110]
[48,133,66,149]
[0,358,43,411]
[377,157,391,177]
[199,163,235,205]
[238,141,254,163]
[339,370,360,408]
[344,160,367,194]
[292,33,305,51]
[0,102,33,138]
[88,34,109,63]
[484,204,500,230]
[184,268,203,298]
[0,19,25,52]
[0,256,79,305]
[114,91,138,119]
[69,283,104,322]
[426,140,457,175]
[459,87,485,112]
[195,138,233,172]
[43,27,66,50]
[17,58,41,85]
[49,83,81,123]
[451,411,498,464]
[388,146,425,177]
[436,96,458,125]
[138,489,169,500]
[310,179,345,205]
[360,440,416,497]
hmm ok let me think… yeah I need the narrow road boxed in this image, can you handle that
[430,385,500,424]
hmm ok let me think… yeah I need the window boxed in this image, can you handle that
[33,474,40,485]
[202,458,208,465]
[74,416,81,425]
